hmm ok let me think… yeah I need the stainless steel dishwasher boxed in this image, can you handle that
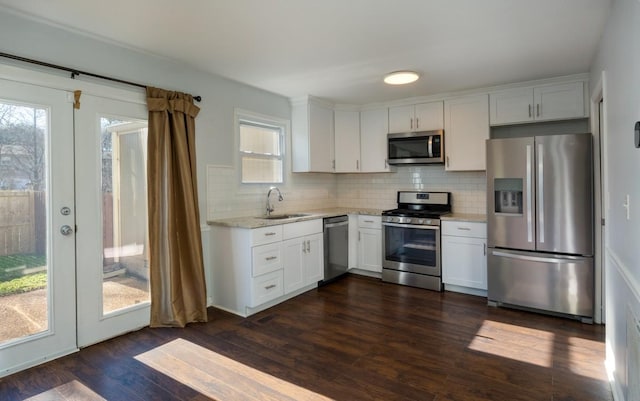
[320,215,349,285]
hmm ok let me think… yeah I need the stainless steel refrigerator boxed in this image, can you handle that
[486,133,594,322]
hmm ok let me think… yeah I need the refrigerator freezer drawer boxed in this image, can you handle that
[488,249,594,319]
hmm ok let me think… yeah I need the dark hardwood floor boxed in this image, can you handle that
[1,275,612,401]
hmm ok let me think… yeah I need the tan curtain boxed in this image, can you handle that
[146,87,208,327]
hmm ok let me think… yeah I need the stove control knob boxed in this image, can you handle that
[418,219,424,225]
[405,218,412,224]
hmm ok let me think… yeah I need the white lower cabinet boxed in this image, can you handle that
[357,215,382,274]
[210,219,323,317]
[283,232,323,294]
[442,221,487,296]
[250,270,284,307]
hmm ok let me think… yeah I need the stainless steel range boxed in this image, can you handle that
[381,191,451,291]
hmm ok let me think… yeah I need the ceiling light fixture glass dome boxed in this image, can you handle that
[384,71,420,85]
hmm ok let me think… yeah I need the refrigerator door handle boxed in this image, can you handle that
[538,143,545,244]
[526,144,533,243]
[491,250,585,264]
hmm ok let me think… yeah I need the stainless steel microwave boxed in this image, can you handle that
[387,130,444,165]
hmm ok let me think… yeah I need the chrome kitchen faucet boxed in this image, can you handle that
[265,187,284,216]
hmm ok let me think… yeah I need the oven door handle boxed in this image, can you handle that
[382,222,440,230]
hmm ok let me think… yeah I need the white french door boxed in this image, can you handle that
[0,68,151,375]
[0,78,77,376]
[75,94,150,347]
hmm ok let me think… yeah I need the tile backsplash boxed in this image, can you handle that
[206,165,338,220]
[206,164,486,220]
[336,166,486,214]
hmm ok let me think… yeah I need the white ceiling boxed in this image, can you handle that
[0,0,611,104]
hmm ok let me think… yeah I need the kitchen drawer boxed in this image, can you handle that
[442,221,486,238]
[252,242,282,277]
[358,215,381,229]
[283,219,322,240]
[250,269,284,307]
[251,225,283,246]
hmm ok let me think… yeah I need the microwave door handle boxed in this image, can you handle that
[428,136,433,158]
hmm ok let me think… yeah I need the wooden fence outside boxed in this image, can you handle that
[0,191,39,256]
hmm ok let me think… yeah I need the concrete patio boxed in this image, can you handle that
[0,275,149,344]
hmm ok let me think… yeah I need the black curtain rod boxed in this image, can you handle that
[0,52,202,102]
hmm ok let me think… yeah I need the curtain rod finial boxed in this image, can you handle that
[193,95,202,102]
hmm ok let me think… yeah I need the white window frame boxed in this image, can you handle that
[234,109,288,185]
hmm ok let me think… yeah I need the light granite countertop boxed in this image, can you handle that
[207,207,383,229]
[441,213,487,223]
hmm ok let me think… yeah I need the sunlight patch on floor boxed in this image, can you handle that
[467,320,554,368]
[24,380,106,401]
[564,335,609,381]
[135,338,334,401]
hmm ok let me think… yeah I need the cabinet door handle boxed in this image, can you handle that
[384,159,388,168]
[416,117,419,129]
[356,160,359,170]
[307,240,311,253]
[265,232,276,236]
[410,118,413,130]
[446,156,450,167]
[484,243,486,256]
[358,231,361,241]
[536,104,540,117]
[265,256,277,261]
[265,284,276,290]
[528,104,532,118]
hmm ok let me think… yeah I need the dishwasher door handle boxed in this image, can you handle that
[324,221,349,229]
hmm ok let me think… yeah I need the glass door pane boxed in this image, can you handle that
[0,102,49,343]
[101,119,150,314]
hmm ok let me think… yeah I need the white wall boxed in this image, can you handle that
[589,0,640,400]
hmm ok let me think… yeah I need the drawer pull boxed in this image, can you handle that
[457,227,471,231]
[265,256,277,261]
[363,220,374,223]
[264,284,276,290]
[264,232,277,236]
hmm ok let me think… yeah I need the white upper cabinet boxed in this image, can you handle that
[388,101,443,133]
[360,108,393,172]
[490,81,586,126]
[533,82,586,121]
[334,110,361,173]
[444,94,489,171]
[292,97,335,172]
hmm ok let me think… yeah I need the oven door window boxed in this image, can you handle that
[384,225,437,267]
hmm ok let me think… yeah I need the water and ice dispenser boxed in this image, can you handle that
[494,178,523,214]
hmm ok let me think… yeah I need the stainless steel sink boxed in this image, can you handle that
[260,213,310,220]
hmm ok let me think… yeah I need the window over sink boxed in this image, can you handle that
[236,109,286,184]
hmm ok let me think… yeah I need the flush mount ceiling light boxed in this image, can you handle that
[384,70,420,85]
